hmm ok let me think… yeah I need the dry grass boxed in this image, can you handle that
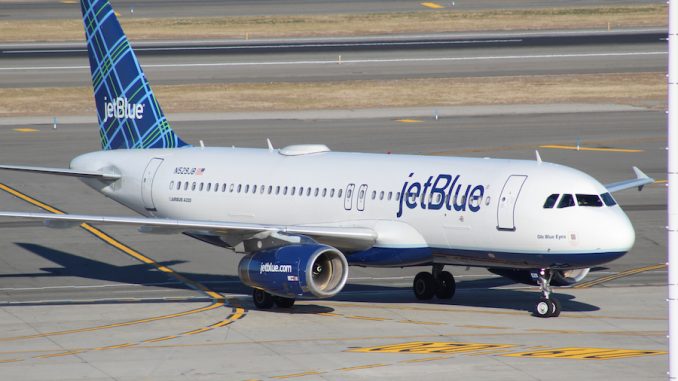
[0,5,667,43]
[0,73,664,117]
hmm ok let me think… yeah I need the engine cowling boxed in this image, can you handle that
[238,244,349,299]
[488,268,590,286]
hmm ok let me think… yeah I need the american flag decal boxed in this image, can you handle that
[196,168,205,175]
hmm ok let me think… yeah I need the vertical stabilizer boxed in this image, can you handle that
[80,0,187,150]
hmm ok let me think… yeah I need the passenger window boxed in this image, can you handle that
[576,194,603,207]
[388,191,392,201]
[170,181,175,190]
[252,185,257,193]
[276,186,280,195]
[557,194,575,208]
[338,189,343,198]
[206,183,211,192]
[214,183,219,192]
[176,181,181,190]
[192,182,196,191]
[283,186,288,195]
[322,188,327,197]
[379,191,384,200]
[245,184,250,193]
[314,188,319,197]
[371,191,376,200]
[260,185,265,194]
[237,184,242,193]
[230,184,234,192]
[396,192,401,200]
[184,182,188,191]
[601,192,617,206]
[330,189,335,197]
[291,186,296,196]
[268,185,273,194]
[543,194,559,209]
[306,188,312,196]
[199,182,204,191]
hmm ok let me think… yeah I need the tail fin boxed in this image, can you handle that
[80,0,188,150]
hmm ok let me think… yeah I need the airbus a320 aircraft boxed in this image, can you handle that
[0,0,654,318]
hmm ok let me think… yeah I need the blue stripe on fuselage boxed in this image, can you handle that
[346,246,626,269]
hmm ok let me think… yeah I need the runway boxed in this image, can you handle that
[0,0,665,20]
[0,30,666,88]
[0,107,668,379]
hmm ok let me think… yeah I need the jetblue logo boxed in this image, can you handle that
[396,173,485,218]
[103,97,144,122]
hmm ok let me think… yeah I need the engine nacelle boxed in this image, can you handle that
[238,244,349,299]
[488,268,590,286]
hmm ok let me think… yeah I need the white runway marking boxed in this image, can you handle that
[0,51,666,71]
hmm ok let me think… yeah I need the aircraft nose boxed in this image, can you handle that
[607,210,635,252]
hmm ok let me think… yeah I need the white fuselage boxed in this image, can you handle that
[70,146,635,270]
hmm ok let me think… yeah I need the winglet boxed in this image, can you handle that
[604,166,655,193]
[632,166,652,191]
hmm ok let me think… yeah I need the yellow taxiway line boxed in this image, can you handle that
[539,144,643,153]
[0,182,247,361]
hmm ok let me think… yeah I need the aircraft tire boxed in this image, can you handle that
[253,289,274,309]
[413,272,435,300]
[435,271,456,299]
[549,297,561,317]
[534,297,555,318]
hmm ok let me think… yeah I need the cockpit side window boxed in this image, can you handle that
[601,192,617,206]
[576,194,603,207]
[557,194,575,208]
[543,194,559,209]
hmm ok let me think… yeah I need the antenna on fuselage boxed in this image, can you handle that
[267,138,275,151]
[535,150,542,164]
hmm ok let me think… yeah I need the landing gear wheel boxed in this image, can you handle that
[435,271,456,299]
[549,297,561,318]
[534,297,554,318]
[252,289,274,309]
[274,296,296,308]
[413,272,435,300]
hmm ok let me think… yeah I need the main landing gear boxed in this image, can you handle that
[413,264,456,300]
[252,289,296,309]
[534,269,561,318]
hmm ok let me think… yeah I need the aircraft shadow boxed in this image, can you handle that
[5,243,599,314]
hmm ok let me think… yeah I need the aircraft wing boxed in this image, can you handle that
[0,211,377,251]
[604,166,655,193]
[0,165,120,180]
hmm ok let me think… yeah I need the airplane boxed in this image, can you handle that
[0,0,655,318]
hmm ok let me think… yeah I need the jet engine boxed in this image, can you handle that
[238,244,348,299]
[488,268,590,286]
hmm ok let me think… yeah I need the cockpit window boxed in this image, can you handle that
[557,194,575,208]
[601,192,617,206]
[576,194,603,207]
[543,194,559,209]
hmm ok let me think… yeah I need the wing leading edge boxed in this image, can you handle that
[0,211,377,251]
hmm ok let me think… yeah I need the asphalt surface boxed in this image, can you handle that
[0,0,666,20]
[0,30,667,87]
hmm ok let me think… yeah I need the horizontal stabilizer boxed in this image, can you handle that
[0,165,120,180]
[604,166,655,193]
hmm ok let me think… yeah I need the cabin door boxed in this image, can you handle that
[141,158,164,212]
[496,175,527,231]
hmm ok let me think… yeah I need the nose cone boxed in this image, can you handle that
[605,209,635,253]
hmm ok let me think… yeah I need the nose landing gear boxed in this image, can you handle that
[413,265,456,300]
[534,269,561,318]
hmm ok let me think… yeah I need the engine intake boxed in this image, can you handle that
[238,244,348,299]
